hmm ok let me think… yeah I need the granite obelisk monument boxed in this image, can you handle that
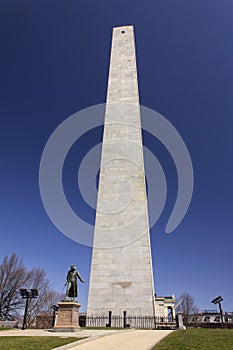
[87,26,155,317]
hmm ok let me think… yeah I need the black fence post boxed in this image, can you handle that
[106,311,112,327]
[123,311,127,328]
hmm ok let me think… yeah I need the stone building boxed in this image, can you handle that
[154,295,176,321]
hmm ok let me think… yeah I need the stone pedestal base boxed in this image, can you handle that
[52,301,81,332]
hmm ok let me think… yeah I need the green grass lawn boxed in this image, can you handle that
[0,336,81,350]
[152,329,233,350]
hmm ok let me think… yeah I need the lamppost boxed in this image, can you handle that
[20,289,38,330]
[211,296,224,328]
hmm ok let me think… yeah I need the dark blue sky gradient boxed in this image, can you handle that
[1,0,233,312]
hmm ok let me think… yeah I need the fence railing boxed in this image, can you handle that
[186,322,233,329]
[82,314,176,329]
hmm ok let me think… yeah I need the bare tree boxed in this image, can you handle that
[0,253,60,326]
[176,292,199,326]
[0,254,27,320]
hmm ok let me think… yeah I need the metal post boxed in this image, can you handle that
[22,297,29,330]
[219,302,224,328]
[123,310,127,328]
[108,311,112,328]
[211,296,224,329]
[20,288,38,330]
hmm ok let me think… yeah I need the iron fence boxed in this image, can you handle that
[187,322,233,329]
[83,314,176,329]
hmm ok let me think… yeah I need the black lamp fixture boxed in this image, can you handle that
[20,288,38,330]
[211,295,224,327]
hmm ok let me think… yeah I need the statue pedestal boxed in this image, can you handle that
[52,301,81,332]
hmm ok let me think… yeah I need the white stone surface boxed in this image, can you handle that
[87,26,155,317]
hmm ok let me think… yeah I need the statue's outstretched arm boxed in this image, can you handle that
[77,271,85,283]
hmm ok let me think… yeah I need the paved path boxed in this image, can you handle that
[61,330,173,350]
[0,328,173,350]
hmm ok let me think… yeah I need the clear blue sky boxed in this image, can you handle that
[1,0,233,313]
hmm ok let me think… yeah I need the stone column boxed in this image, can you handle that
[176,312,185,330]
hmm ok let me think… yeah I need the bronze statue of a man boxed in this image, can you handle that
[65,264,84,301]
